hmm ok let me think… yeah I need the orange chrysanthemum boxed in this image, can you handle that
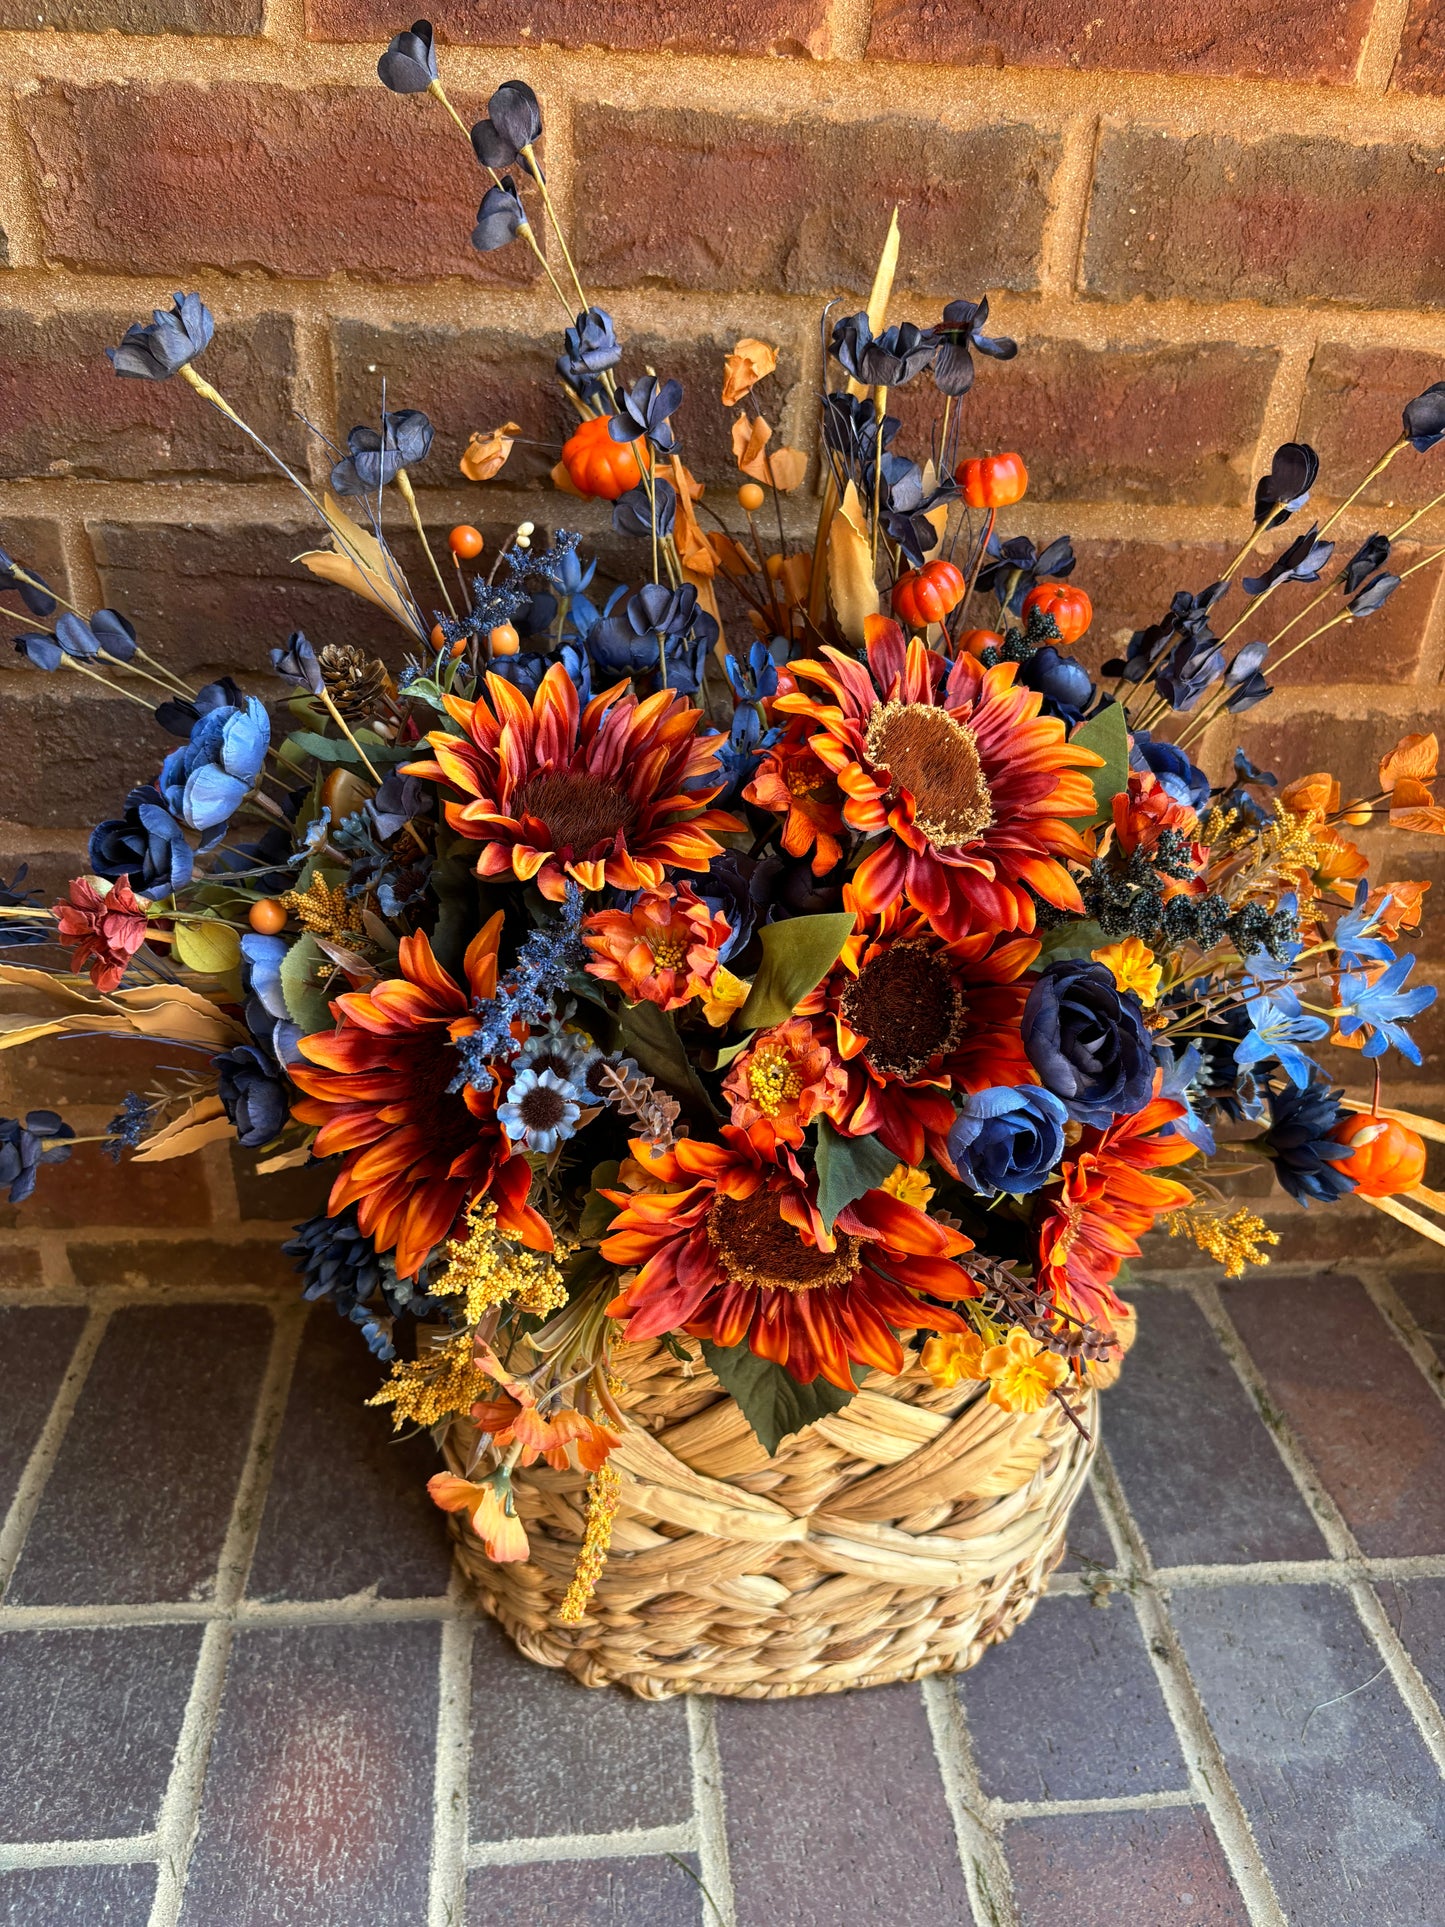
[797,889,1038,1167]
[1037,1096,1196,1333]
[582,881,730,1011]
[601,1128,977,1389]
[290,920,549,1280]
[771,618,1101,941]
[743,736,847,876]
[721,1016,850,1156]
[403,663,741,902]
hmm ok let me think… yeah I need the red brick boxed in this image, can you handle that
[868,0,1373,84]
[1004,1810,1249,1927]
[332,318,802,489]
[1066,535,1439,687]
[1083,125,1445,311]
[1299,342,1445,511]
[307,0,829,53]
[16,83,530,286]
[573,106,1058,298]
[0,0,260,29]
[0,1141,211,1231]
[893,339,1277,508]
[0,310,296,484]
[0,683,171,831]
[0,514,70,604]
[1394,0,1445,93]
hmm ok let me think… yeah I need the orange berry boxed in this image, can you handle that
[1342,800,1373,827]
[448,635,469,659]
[737,482,766,513]
[430,623,448,650]
[248,898,287,936]
[489,622,521,656]
[448,524,484,560]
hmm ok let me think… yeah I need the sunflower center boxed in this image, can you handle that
[706,1191,860,1295]
[745,1042,803,1117]
[517,1084,569,1131]
[513,772,636,856]
[841,942,965,1080]
[863,700,993,848]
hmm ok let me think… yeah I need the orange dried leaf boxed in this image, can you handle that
[1279,772,1340,819]
[1380,731,1439,792]
[460,422,522,482]
[763,446,808,491]
[721,338,777,406]
[732,411,772,474]
[1390,778,1445,833]
[1369,880,1431,936]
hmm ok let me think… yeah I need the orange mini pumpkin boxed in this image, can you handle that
[1326,1113,1427,1198]
[955,451,1028,509]
[560,414,645,501]
[956,628,1005,658]
[891,558,966,628]
[1023,580,1092,645]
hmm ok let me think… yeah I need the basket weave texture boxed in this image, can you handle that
[446,1335,1096,1700]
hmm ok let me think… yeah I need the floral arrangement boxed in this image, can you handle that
[3,24,1443,1620]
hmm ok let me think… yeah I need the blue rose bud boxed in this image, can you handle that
[947,1086,1069,1195]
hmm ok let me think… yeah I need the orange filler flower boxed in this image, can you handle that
[768,619,1101,941]
[583,882,731,1011]
[403,663,741,902]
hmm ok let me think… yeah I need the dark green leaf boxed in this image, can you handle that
[737,911,856,1030]
[1034,918,1106,963]
[1069,702,1130,827]
[700,1338,855,1455]
[617,1000,717,1119]
[815,1119,900,1233]
[278,932,334,1036]
[279,729,411,772]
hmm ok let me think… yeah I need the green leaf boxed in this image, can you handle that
[814,1119,900,1233]
[1069,703,1131,827]
[737,911,855,1030]
[617,1000,717,1118]
[279,932,334,1036]
[172,916,241,976]
[700,1339,855,1456]
[1034,918,1106,964]
[279,729,412,772]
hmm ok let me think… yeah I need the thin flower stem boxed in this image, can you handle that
[7,564,86,621]
[869,387,887,568]
[396,469,457,618]
[805,472,839,634]
[522,143,589,315]
[955,505,995,632]
[317,689,384,785]
[1315,438,1407,541]
[60,656,157,709]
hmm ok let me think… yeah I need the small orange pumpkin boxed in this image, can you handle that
[955,451,1028,509]
[1023,580,1092,645]
[957,628,1005,658]
[891,559,967,628]
[1325,1112,1427,1198]
[560,414,644,501]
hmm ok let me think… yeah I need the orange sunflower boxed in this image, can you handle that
[797,890,1039,1166]
[403,663,741,902]
[289,920,550,1280]
[1037,1096,1196,1333]
[601,1128,977,1389]
[769,617,1100,940]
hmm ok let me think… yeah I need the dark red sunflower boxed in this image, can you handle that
[768,617,1101,941]
[601,1128,977,1389]
[289,919,549,1279]
[796,887,1039,1167]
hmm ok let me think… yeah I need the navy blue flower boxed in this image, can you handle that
[1253,441,1318,528]
[878,455,955,568]
[927,296,1017,398]
[154,676,245,739]
[214,1042,289,1148]
[1347,572,1401,618]
[613,479,675,540]
[1221,640,1272,714]
[377,18,437,93]
[557,308,621,393]
[1342,533,1391,595]
[609,375,682,454]
[107,294,214,381]
[1266,1076,1357,1206]
[271,630,325,695]
[590,581,716,687]
[285,1204,442,1361]
[470,79,543,171]
[472,178,528,252]
[947,1086,1069,1195]
[977,533,1076,617]
[830,314,936,388]
[1130,730,1211,813]
[1018,646,1096,727]
[330,410,434,495]
[1153,633,1225,712]
[1021,960,1156,1126]
[1403,381,1445,453]
[89,786,194,899]
[1241,526,1334,597]
[0,545,57,619]
[0,1110,73,1205]
[0,866,49,948]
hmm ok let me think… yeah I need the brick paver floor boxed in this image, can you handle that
[2,1238,1443,1925]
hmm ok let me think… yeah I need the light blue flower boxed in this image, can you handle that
[497,1066,583,1155]
[1332,880,1399,972]
[1335,953,1437,1065]
[1153,1043,1216,1156]
[1235,985,1330,1089]
[159,695,270,835]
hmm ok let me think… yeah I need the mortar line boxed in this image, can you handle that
[467,1820,696,1868]
[1342,1571,1445,1776]
[990,1788,1198,1819]
[0,1832,158,1871]
[1037,110,1100,298]
[0,1592,460,1631]
[1356,0,1412,91]
[427,1574,473,1927]
[921,1673,1019,1927]
[685,1694,737,1927]
[0,1305,109,1598]
[1357,1272,1445,1416]
[145,1299,306,1927]
[1090,1447,1288,1927]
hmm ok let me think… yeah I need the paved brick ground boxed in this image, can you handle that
[1,1248,1443,1926]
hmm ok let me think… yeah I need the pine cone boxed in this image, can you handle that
[318,644,394,721]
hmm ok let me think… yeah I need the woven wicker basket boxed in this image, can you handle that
[445,1334,1097,1700]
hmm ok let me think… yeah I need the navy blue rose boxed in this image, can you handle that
[947,1087,1069,1196]
[1022,960,1156,1127]
[1130,730,1211,813]
[1019,647,1096,727]
[214,1042,289,1149]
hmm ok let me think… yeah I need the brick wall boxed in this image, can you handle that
[1,0,1443,1159]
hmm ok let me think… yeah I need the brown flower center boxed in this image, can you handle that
[841,942,965,1080]
[863,700,993,847]
[513,772,636,857]
[517,1083,571,1132]
[706,1191,860,1295]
